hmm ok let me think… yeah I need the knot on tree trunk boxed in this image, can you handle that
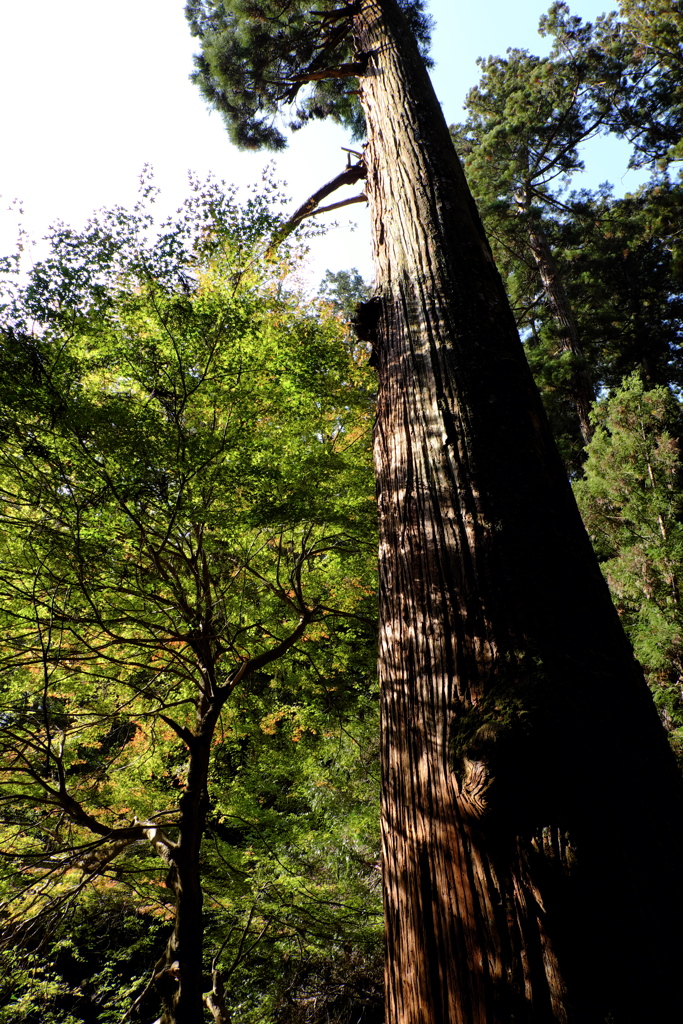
[452,721,505,820]
[154,958,182,1015]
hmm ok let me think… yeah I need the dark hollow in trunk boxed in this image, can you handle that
[353,1,683,1021]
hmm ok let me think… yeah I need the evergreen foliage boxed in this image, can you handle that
[318,268,371,321]
[548,179,683,390]
[452,7,683,469]
[541,0,683,169]
[453,46,600,203]
[451,44,603,462]
[575,373,683,750]
[184,0,432,149]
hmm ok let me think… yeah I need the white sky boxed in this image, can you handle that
[0,0,640,288]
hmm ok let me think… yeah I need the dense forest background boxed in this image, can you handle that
[1,0,682,1020]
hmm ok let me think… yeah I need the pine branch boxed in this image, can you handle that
[279,21,368,102]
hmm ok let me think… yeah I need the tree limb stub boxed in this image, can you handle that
[290,60,367,82]
[289,162,366,222]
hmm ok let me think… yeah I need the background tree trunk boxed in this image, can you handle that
[516,187,595,444]
[353,1,683,1021]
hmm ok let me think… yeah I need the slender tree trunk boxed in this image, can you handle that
[157,722,215,1024]
[204,967,231,1023]
[516,189,595,444]
[353,1,683,1021]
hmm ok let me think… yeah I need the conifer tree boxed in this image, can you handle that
[552,178,683,393]
[452,47,599,446]
[185,2,683,1021]
[575,373,683,749]
[541,0,683,170]
[452,43,683,467]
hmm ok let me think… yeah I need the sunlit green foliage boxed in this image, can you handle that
[0,176,380,1021]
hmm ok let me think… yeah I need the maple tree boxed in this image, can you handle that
[0,177,378,1024]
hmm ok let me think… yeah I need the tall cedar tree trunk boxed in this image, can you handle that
[353,1,683,1021]
[516,187,595,444]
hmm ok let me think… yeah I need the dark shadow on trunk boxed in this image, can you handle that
[352,1,683,1021]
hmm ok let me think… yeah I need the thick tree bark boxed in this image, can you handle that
[515,188,595,445]
[352,1,683,1021]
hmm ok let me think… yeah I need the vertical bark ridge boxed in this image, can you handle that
[374,298,572,1023]
[354,1,683,1021]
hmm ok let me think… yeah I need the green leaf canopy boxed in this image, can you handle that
[0,177,380,1021]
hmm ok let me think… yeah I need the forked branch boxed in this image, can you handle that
[272,161,366,246]
[307,193,367,216]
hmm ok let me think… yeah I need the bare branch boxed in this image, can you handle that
[159,713,196,749]
[273,162,366,245]
[307,193,367,216]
